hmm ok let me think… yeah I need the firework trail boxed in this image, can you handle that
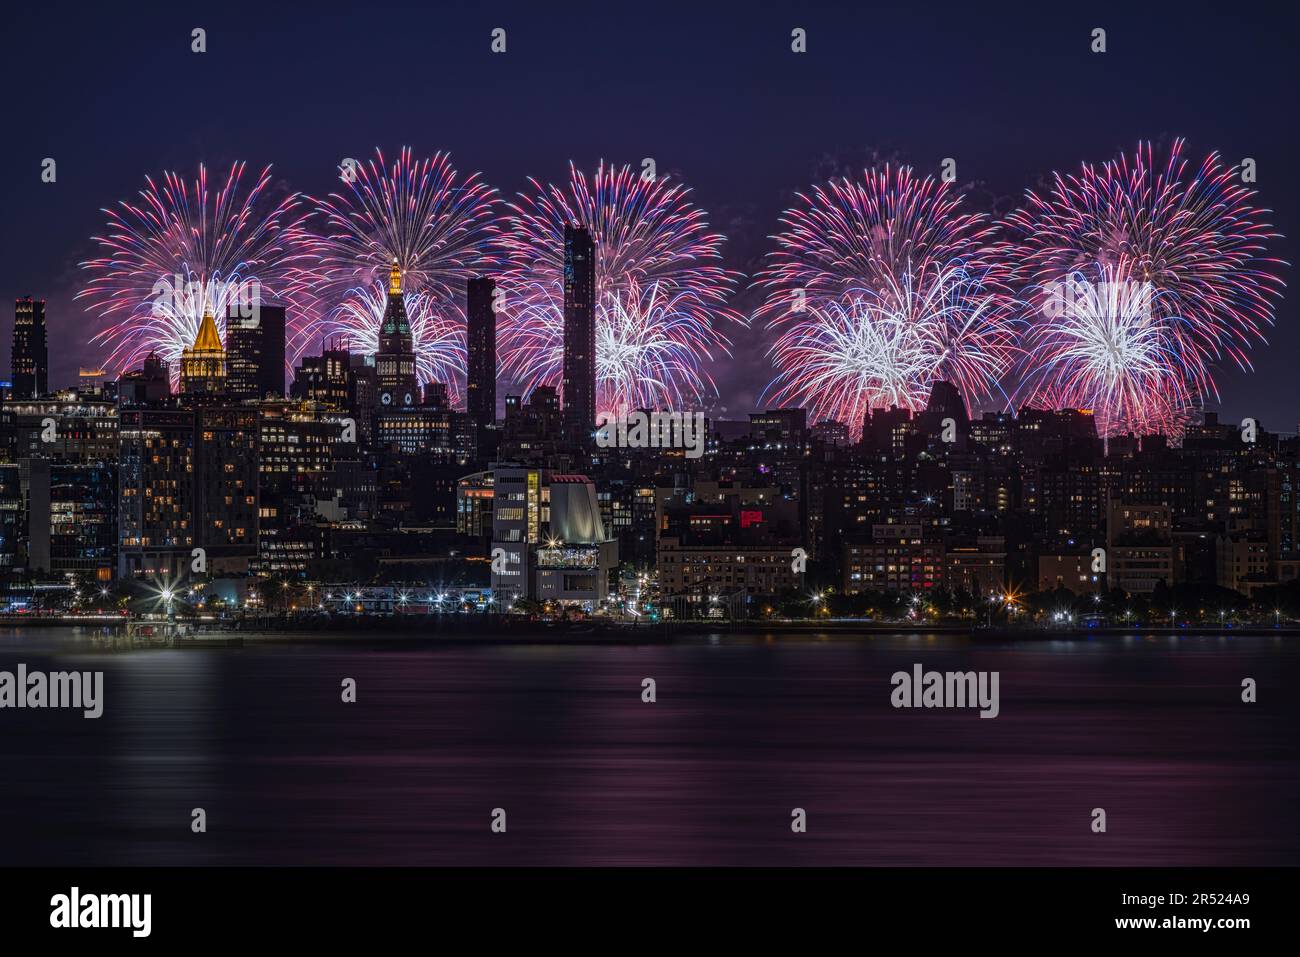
[756,166,1018,432]
[290,147,500,401]
[1018,260,1198,436]
[78,162,312,383]
[768,263,1017,430]
[497,161,741,417]
[1005,139,1286,436]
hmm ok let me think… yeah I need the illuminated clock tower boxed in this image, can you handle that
[375,260,418,408]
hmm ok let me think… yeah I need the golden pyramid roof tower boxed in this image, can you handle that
[192,308,225,352]
[180,308,228,398]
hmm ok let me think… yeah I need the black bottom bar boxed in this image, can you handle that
[1,867,1280,943]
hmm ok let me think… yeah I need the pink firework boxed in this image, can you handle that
[290,147,500,393]
[497,161,741,417]
[756,166,1019,432]
[1018,259,1199,436]
[78,162,312,383]
[1005,139,1287,436]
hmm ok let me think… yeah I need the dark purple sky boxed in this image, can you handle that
[3,0,1297,427]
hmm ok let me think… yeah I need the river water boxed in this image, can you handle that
[1,627,1295,866]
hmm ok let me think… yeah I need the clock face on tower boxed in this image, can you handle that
[381,391,393,406]
[403,392,414,406]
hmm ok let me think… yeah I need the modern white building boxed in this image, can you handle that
[489,466,618,608]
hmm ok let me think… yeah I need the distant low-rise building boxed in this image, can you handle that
[1218,529,1270,595]
[946,536,1007,596]
[1107,501,1173,594]
[1036,552,1099,594]
[844,523,943,593]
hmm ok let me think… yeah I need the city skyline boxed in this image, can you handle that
[12,269,1300,442]
[1,0,1297,605]
[7,141,1295,441]
[22,145,1291,438]
[9,330,1300,617]
[7,147,1289,431]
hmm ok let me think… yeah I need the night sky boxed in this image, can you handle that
[4,0,1297,427]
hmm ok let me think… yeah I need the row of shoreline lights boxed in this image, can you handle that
[325,591,511,612]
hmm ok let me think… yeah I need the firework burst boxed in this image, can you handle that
[290,147,500,394]
[1018,260,1198,436]
[756,166,1018,431]
[497,161,741,417]
[321,281,465,401]
[78,162,312,382]
[767,263,1018,429]
[1005,139,1286,435]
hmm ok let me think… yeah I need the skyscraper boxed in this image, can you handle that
[466,276,497,427]
[12,297,49,399]
[561,225,596,445]
[227,303,286,400]
[376,260,419,408]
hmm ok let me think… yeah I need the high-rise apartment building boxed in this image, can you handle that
[561,225,596,445]
[466,276,497,427]
[12,297,49,399]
